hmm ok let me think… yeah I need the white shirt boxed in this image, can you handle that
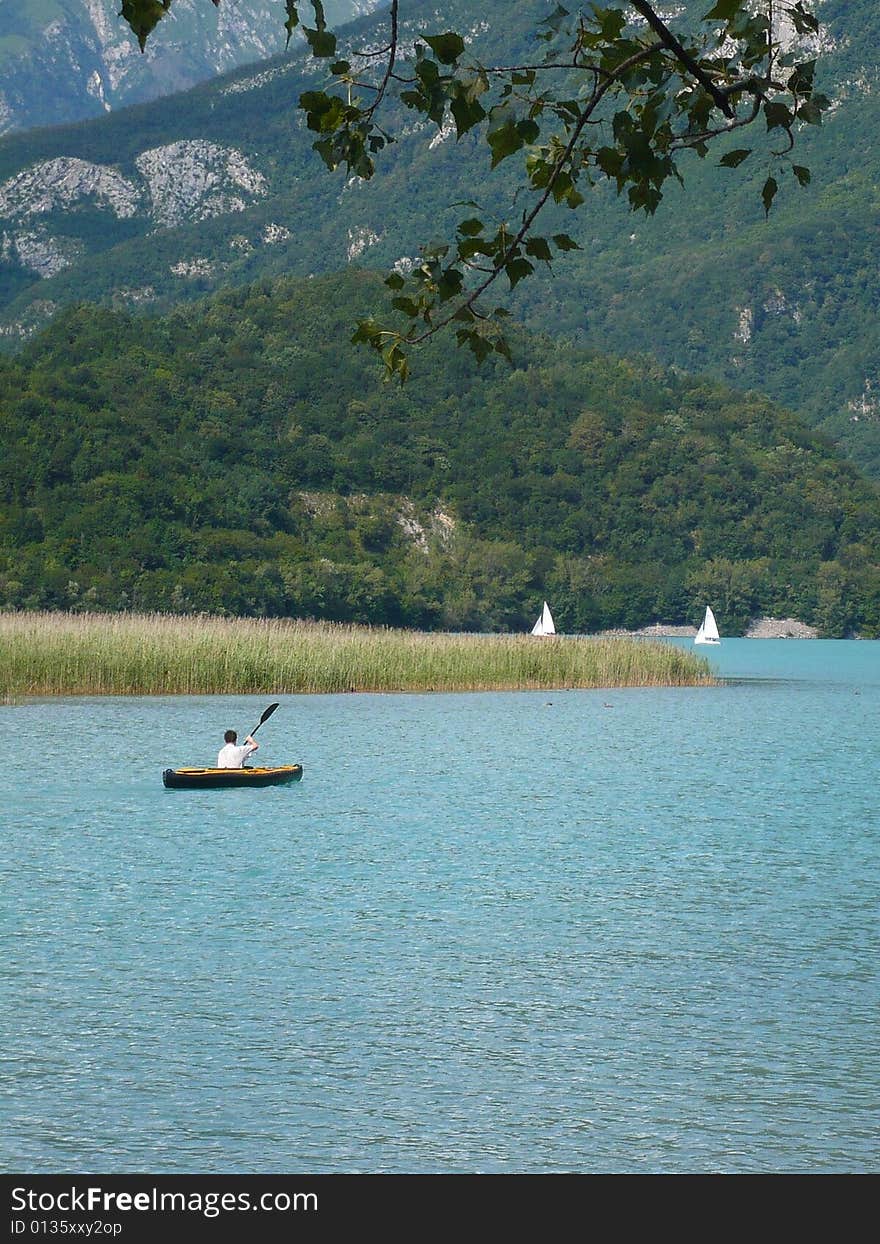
[217,741,257,768]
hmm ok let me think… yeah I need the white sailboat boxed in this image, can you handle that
[531,601,556,636]
[694,605,721,645]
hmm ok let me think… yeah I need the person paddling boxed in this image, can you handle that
[217,729,259,769]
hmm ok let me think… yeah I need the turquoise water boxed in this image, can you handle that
[2,640,878,1173]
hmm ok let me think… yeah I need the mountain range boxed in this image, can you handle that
[0,1,374,134]
[0,0,877,477]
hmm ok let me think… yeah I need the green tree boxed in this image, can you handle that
[813,561,857,638]
[685,556,772,633]
[4,268,877,635]
[120,1,826,377]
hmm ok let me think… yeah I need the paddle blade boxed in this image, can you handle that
[250,702,280,736]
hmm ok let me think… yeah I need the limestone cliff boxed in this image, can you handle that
[0,0,376,135]
[0,144,268,279]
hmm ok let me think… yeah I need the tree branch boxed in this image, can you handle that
[629,0,735,118]
[670,94,762,148]
[362,0,399,121]
[405,43,665,345]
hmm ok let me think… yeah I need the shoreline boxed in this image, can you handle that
[598,617,822,640]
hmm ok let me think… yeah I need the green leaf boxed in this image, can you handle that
[391,297,421,317]
[456,329,493,364]
[764,101,793,132]
[703,1,745,20]
[539,4,570,29]
[436,268,464,301]
[788,3,820,36]
[488,119,524,168]
[792,164,811,186]
[415,57,440,87]
[719,148,751,168]
[525,237,553,263]
[591,6,626,41]
[384,273,405,290]
[299,90,346,134]
[761,175,779,217]
[382,343,410,383]
[457,218,485,237]
[528,155,555,192]
[304,27,337,58]
[284,2,300,46]
[505,256,534,288]
[120,0,171,52]
[423,32,466,64]
[552,234,581,252]
[787,60,816,96]
[399,88,429,115]
[797,97,827,125]
[596,145,624,180]
[549,170,572,201]
[351,319,384,346]
[628,182,663,215]
[450,92,486,137]
[457,237,496,260]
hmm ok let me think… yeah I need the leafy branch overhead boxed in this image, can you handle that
[122,1,827,377]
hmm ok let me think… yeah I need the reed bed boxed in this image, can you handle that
[0,611,715,696]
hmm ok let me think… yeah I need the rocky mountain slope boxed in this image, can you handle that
[0,0,878,475]
[0,0,374,135]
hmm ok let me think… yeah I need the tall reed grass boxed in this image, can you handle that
[0,611,715,696]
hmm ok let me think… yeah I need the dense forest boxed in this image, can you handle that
[1,0,878,474]
[1,271,878,636]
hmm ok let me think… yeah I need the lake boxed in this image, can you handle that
[2,639,878,1173]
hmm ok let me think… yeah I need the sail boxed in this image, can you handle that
[531,601,556,636]
[703,606,720,641]
[695,606,720,644]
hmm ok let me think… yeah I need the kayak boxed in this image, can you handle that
[163,764,303,790]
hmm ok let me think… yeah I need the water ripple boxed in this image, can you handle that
[2,644,879,1171]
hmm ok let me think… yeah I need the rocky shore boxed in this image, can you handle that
[598,624,696,638]
[599,617,819,639]
[744,617,819,639]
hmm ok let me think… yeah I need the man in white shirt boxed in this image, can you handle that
[217,729,259,768]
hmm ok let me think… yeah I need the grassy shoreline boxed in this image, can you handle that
[0,611,716,697]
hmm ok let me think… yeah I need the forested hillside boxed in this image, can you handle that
[1,271,877,636]
[1,0,878,474]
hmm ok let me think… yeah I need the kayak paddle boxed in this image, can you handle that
[249,702,280,738]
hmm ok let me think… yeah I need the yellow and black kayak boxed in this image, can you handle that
[163,765,303,790]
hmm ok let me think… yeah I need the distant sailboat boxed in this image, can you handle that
[694,606,721,645]
[531,601,556,636]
